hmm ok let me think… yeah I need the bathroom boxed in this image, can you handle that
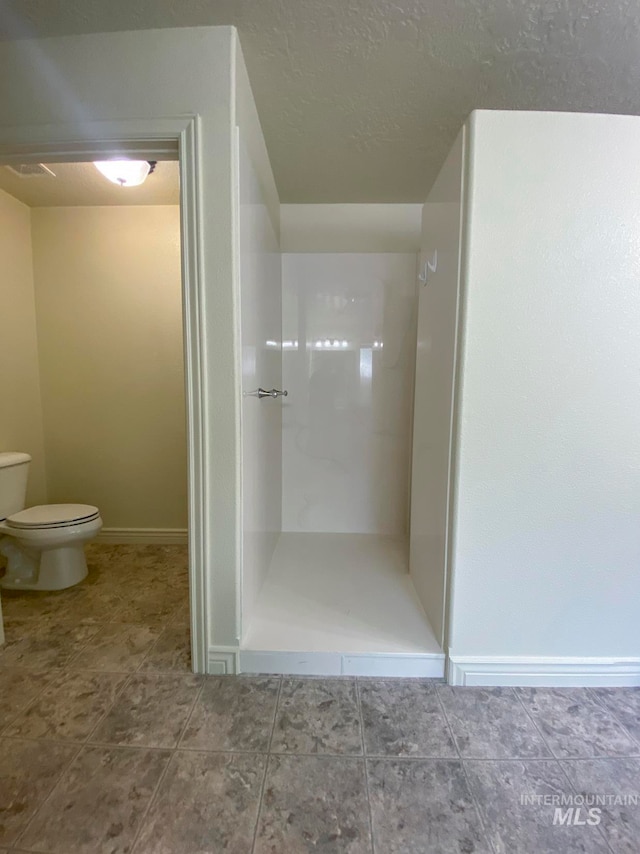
[2,28,639,685]
[0,158,191,669]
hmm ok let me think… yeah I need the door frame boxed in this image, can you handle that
[0,115,208,672]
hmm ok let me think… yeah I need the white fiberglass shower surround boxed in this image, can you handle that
[237,141,450,676]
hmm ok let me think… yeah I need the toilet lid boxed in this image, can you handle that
[7,504,100,529]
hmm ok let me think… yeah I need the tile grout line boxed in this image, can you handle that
[1,735,200,754]
[512,687,565,762]
[174,672,210,751]
[509,686,618,852]
[586,687,640,753]
[0,619,104,672]
[552,743,618,854]
[250,676,283,854]
[161,670,208,762]
[516,687,640,760]
[1,734,523,761]
[5,845,43,853]
[177,673,208,742]
[457,754,640,764]
[134,624,168,673]
[11,738,86,850]
[81,670,137,745]
[433,683,462,761]
[3,668,133,743]
[105,621,203,852]
[512,687,640,761]
[434,683,499,854]
[355,678,376,854]
[126,747,176,854]
[7,730,601,761]
[0,732,88,749]
[53,621,107,671]
[65,620,167,672]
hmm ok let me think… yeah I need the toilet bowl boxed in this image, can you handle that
[0,453,103,591]
[0,504,102,591]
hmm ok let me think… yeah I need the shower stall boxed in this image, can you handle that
[236,135,461,676]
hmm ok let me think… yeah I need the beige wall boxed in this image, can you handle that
[31,205,187,529]
[0,189,48,507]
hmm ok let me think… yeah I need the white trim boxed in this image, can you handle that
[239,649,445,678]
[232,124,244,644]
[208,646,240,675]
[96,528,188,545]
[442,124,469,653]
[0,115,208,676]
[448,655,640,687]
[0,118,182,160]
[178,117,208,676]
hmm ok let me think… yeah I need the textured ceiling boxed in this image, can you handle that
[0,161,180,207]
[2,1,640,202]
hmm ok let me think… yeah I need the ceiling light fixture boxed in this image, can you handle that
[94,160,157,187]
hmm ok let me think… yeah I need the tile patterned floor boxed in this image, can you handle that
[1,546,640,852]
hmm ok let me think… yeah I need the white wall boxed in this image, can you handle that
[238,138,282,633]
[410,129,465,646]
[234,43,280,243]
[0,189,47,507]
[450,110,640,663]
[234,38,282,644]
[281,205,421,253]
[282,253,418,534]
[31,206,187,529]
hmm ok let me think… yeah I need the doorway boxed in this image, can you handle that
[0,127,207,672]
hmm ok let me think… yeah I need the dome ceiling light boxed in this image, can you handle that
[94,159,157,187]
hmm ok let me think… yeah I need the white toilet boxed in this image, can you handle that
[0,452,102,591]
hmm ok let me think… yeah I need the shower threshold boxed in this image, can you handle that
[240,533,445,677]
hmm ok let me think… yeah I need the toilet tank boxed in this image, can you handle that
[0,452,31,520]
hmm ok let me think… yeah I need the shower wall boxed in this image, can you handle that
[410,129,465,646]
[281,253,418,534]
[239,139,282,628]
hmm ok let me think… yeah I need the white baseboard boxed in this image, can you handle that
[448,655,640,687]
[238,649,445,678]
[96,528,188,545]
[207,646,239,675]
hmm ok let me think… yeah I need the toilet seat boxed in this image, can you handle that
[6,503,100,530]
